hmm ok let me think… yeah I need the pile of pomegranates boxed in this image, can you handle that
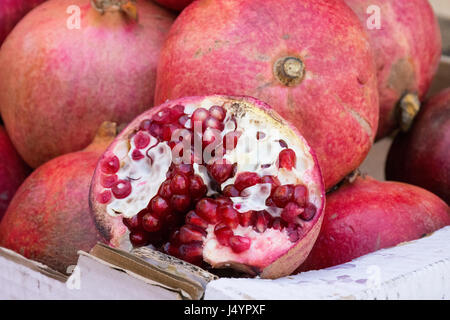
[0,0,448,282]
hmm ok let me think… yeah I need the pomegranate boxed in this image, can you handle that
[386,88,450,204]
[0,122,118,274]
[344,0,442,139]
[296,175,450,272]
[0,0,174,168]
[0,0,46,45]
[154,0,379,190]
[90,95,325,279]
[153,0,194,11]
[0,126,30,220]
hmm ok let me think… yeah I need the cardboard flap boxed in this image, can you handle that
[87,243,218,300]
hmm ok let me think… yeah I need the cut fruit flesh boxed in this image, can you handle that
[90,96,324,278]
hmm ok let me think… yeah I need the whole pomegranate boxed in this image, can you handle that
[344,0,442,139]
[153,0,194,11]
[0,122,118,274]
[154,0,379,191]
[0,0,46,45]
[0,126,30,220]
[386,88,450,204]
[0,0,174,168]
[89,95,325,279]
[297,175,450,272]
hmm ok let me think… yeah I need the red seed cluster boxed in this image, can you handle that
[98,103,317,267]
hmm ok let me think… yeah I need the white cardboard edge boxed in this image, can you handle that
[204,226,450,300]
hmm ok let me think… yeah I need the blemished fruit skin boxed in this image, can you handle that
[0,0,175,168]
[386,88,450,204]
[153,0,194,11]
[154,0,379,191]
[344,0,442,140]
[0,126,30,220]
[90,95,326,279]
[0,123,117,274]
[0,0,46,45]
[296,175,450,272]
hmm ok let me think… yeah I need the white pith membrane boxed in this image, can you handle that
[97,97,322,271]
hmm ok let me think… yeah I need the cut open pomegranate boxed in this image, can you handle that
[90,95,325,278]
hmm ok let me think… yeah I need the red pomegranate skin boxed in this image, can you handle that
[154,0,379,190]
[0,126,30,220]
[0,0,175,168]
[0,0,46,45]
[0,123,117,274]
[297,176,450,272]
[344,0,442,140]
[386,88,450,204]
[153,0,194,11]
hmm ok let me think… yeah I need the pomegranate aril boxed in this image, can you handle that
[256,131,266,140]
[204,116,224,131]
[209,105,226,121]
[229,236,251,253]
[111,180,132,199]
[271,218,285,230]
[217,205,239,228]
[170,194,191,213]
[97,190,112,204]
[123,214,141,230]
[234,172,261,191]
[195,198,218,223]
[286,224,302,242]
[149,122,163,140]
[139,119,152,131]
[272,184,294,207]
[191,108,209,125]
[142,213,161,232]
[100,174,118,188]
[239,211,254,227]
[185,211,209,230]
[158,180,173,199]
[100,155,120,174]
[174,164,194,176]
[189,175,207,199]
[170,174,190,195]
[265,197,275,207]
[179,242,203,265]
[152,109,172,124]
[293,185,308,207]
[163,242,179,257]
[133,131,151,149]
[214,223,234,246]
[214,196,233,206]
[281,202,304,223]
[129,231,149,247]
[208,160,233,184]
[261,175,281,191]
[279,148,296,170]
[170,104,185,119]
[223,184,240,197]
[202,128,218,147]
[131,149,145,161]
[179,225,205,243]
[150,196,171,218]
[162,124,181,141]
[300,203,317,221]
[278,139,288,148]
[254,211,270,233]
[223,131,241,150]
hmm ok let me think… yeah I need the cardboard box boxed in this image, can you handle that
[0,58,449,300]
